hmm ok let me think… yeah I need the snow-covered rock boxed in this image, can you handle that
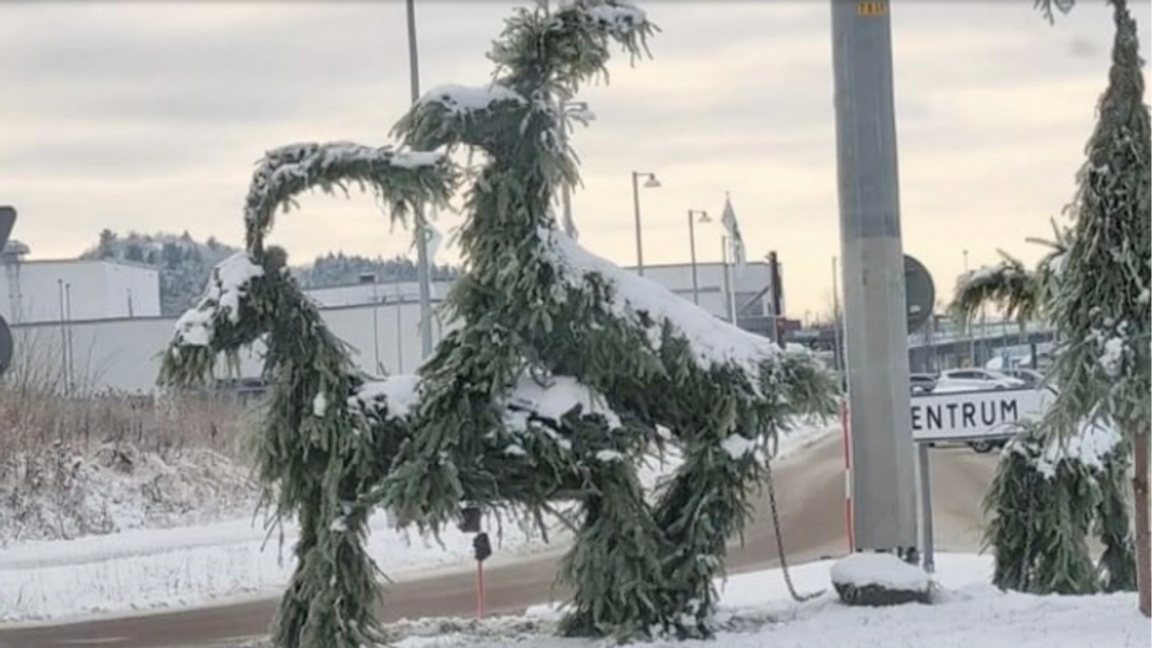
[830,552,931,606]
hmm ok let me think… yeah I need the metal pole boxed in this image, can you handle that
[964,249,974,367]
[395,277,405,373]
[830,0,918,554]
[832,256,843,372]
[406,0,434,360]
[631,172,644,276]
[721,236,737,324]
[57,279,68,393]
[688,210,700,305]
[918,443,935,573]
[372,278,381,373]
[65,282,74,390]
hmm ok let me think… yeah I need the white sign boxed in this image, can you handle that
[910,387,1054,443]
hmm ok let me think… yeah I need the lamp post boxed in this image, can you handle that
[405,0,434,360]
[687,209,709,305]
[631,171,661,276]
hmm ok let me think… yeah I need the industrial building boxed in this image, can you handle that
[1,241,161,325]
[305,259,787,337]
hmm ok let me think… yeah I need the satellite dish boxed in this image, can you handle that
[904,254,935,333]
[0,207,15,251]
[0,314,12,378]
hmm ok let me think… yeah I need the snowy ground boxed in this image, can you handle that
[0,419,837,623]
[0,443,259,546]
[360,554,1148,648]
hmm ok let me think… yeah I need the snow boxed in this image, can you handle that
[391,151,445,170]
[353,375,423,421]
[1027,418,1124,479]
[1098,335,1125,377]
[312,391,328,417]
[382,554,1147,648]
[417,84,526,115]
[829,553,930,592]
[720,433,758,460]
[572,1,648,38]
[538,227,782,381]
[173,252,264,347]
[355,372,621,433]
[0,511,560,624]
[0,423,837,624]
[0,444,257,547]
[504,374,620,430]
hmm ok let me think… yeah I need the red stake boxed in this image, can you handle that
[840,398,855,551]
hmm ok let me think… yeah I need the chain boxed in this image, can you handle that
[764,453,825,602]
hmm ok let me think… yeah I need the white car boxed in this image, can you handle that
[934,368,1026,392]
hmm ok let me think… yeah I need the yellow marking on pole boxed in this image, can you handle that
[857,1,887,16]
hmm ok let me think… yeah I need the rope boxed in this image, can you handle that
[763,452,825,602]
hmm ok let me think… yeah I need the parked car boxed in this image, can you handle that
[1000,367,1045,388]
[934,368,1026,392]
[909,373,938,394]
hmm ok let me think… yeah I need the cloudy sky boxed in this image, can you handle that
[2,1,1149,315]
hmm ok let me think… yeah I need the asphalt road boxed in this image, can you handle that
[0,435,996,648]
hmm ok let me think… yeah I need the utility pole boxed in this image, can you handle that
[406,0,434,359]
[830,0,917,556]
[832,255,843,372]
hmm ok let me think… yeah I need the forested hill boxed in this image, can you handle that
[81,230,460,316]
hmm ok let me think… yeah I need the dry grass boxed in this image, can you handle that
[0,383,253,460]
[0,332,264,542]
[0,325,256,460]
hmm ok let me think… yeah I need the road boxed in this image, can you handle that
[0,435,996,648]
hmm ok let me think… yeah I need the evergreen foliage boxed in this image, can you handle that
[983,420,1131,594]
[156,2,836,646]
[950,224,1068,326]
[1042,0,1150,614]
[958,0,1149,609]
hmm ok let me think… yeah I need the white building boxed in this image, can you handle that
[1,244,161,325]
[4,259,785,394]
[304,260,782,325]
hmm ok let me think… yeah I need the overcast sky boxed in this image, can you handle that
[3,1,1149,315]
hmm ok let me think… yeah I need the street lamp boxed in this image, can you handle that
[405,0,434,360]
[631,171,661,276]
[687,209,710,305]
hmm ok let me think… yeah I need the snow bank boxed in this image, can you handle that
[0,443,258,547]
[375,554,1146,648]
[0,423,836,623]
[0,511,564,623]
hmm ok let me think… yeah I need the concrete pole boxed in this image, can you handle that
[830,0,917,554]
[406,0,434,359]
[831,255,842,372]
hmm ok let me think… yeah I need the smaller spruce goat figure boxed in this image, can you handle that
[159,2,837,646]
